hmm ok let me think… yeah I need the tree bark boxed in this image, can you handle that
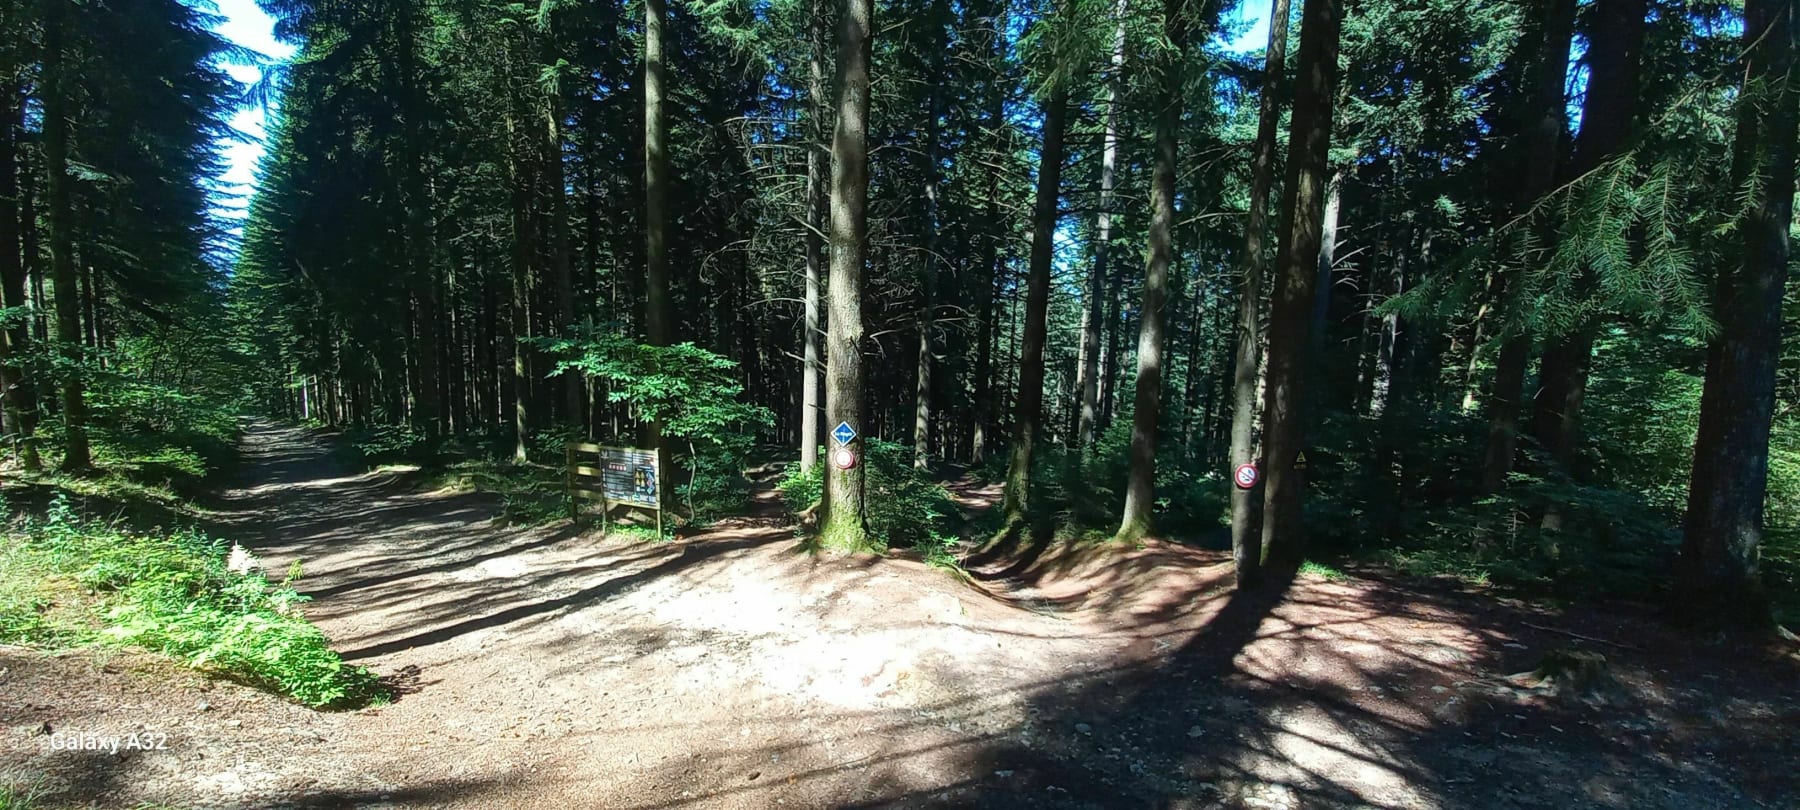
[912,1,948,469]
[1258,0,1344,571]
[1114,0,1186,545]
[1000,81,1067,529]
[42,6,88,472]
[1530,0,1646,474]
[1476,0,1577,493]
[1677,0,1796,628]
[1229,0,1292,583]
[643,0,674,500]
[399,5,441,439]
[800,0,829,472]
[969,8,1006,464]
[821,0,873,548]
[543,47,581,429]
[0,77,38,471]
[1074,0,1128,453]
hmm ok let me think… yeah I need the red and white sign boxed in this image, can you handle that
[832,447,858,470]
[1233,463,1259,490]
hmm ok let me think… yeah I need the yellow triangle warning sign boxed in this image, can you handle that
[1295,451,1308,464]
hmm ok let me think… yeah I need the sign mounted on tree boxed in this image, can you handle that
[1233,463,1259,490]
[1294,451,1310,471]
[566,443,663,536]
[832,421,858,446]
[832,446,858,470]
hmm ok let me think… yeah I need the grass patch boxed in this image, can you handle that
[1299,560,1351,582]
[0,780,50,810]
[0,492,382,709]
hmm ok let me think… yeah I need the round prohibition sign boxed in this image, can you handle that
[1233,463,1259,490]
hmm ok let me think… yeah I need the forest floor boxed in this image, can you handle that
[3,420,1798,809]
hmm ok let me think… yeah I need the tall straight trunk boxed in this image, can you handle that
[544,69,581,427]
[507,110,533,462]
[1100,265,1122,430]
[1180,277,1204,451]
[1477,0,1577,493]
[1531,0,1645,473]
[971,245,999,462]
[969,14,1006,464]
[0,78,37,471]
[822,0,873,548]
[912,6,946,469]
[999,82,1068,529]
[1678,0,1796,627]
[644,0,671,346]
[1074,0,1128,452]
[1229,0,1292,583]
[42,8,87,472]
[1369,221,1411,418]
[1114,0,1186,544]
[1311,170,1342,359]
[1258,0,1343,570]
[800,0,829,472]
[644,0,674,500]
[398,4,440,439]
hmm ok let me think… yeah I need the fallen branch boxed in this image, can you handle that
[1521,621,1639,651]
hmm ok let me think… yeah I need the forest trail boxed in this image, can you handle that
[4,420,1795,809]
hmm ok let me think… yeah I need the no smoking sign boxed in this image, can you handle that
[1233,463,1259,490]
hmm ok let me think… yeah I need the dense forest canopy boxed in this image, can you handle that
[0,0,1797,628]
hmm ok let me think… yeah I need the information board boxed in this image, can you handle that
[566,443,662,529]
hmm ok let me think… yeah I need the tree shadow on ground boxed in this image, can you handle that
[596,537,1800,810]
[5,744,516,809]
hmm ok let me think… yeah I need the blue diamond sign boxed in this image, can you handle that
[831,421,857,446]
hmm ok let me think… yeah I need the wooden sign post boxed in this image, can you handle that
[566,442,663,537]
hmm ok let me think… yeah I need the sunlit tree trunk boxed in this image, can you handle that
[1114,0,1186,545]
[1258,0,1344,570]
[821,0,873,548]
[800,0,829,472]
[999,81,1067,531]
[1074,0,1128,453]
[644,0,674,497]
[1228,0,1291,584]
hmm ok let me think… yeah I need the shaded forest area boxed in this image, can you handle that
[0,0,1798,661]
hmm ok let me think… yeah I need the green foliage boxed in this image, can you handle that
[536,330,769,519]
[534,329,773,447]
[1299,561,1350,582]
[342,424,437,467]
[0,493,382,708]
[778,441,959,555]
[1025,415,1227,540]
[430,459,568,526]
[85,374,240,486]
[0,780,49,810]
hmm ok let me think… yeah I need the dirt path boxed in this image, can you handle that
[4,420,1798,808]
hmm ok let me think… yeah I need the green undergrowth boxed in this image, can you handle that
[346,422,753,529]
[425,458,569,525]
[779,440,961,568]
[0,492,382,709]
[0,780,49,810]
